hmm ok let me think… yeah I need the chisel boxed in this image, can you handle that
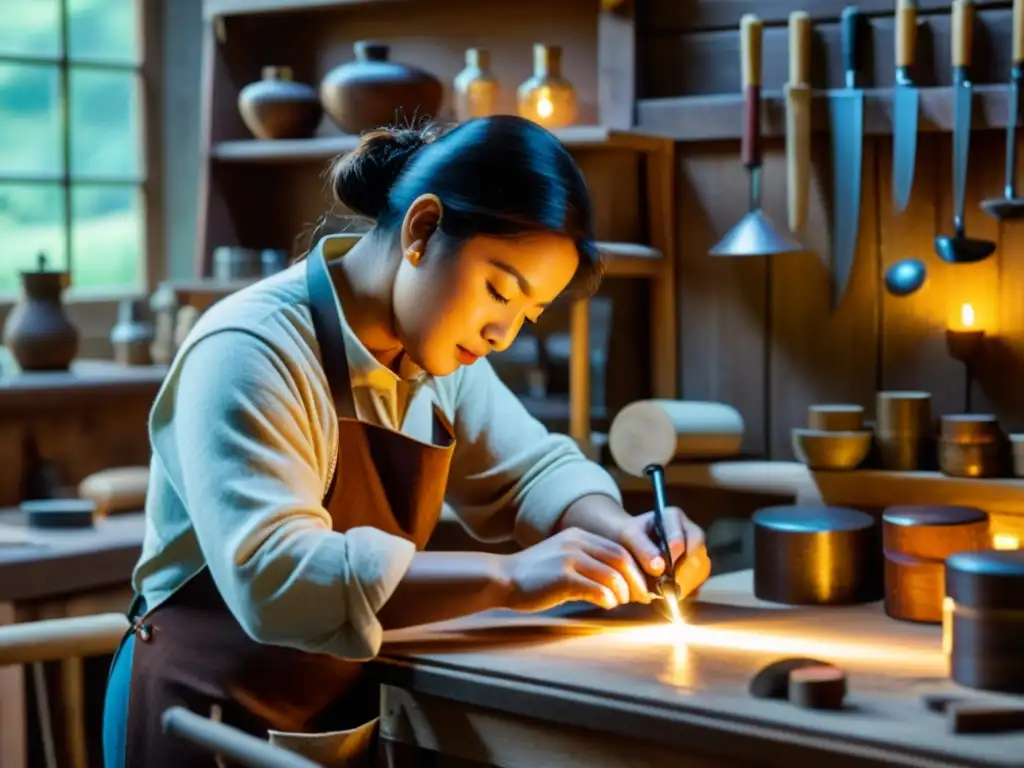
[892,0,919,212]
[786,11,812,232]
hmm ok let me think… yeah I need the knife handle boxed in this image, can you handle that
[895,0,918,71]
[841,7,863,82]
[1014,0,1023,64]
[789,11,812,86]
[952,0,973,69]
[740,14,763,168]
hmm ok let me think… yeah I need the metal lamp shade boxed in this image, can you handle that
[709,210,805,257]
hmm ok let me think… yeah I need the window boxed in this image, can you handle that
[0,0,146,295]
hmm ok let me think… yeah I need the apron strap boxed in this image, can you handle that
[306,247,358,420]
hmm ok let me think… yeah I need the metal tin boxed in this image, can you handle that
[938,415,1004,478]
[945,549,1024,693]
[753,505,882,605]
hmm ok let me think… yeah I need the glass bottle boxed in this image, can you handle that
[516,44,576,129]
[453,48,499,121]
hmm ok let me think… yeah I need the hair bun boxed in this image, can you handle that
[329,126,433,219]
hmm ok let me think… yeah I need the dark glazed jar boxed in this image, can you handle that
[238,65,323,140]
[2,253,79,371]
[319,41,443,135]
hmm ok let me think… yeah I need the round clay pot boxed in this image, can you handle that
[319,41,443,135]
[2,253,79,371]
[238,66,323,140]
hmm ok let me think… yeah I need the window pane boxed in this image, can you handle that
[67,0,138,64]
[71,184,143,290]
[0,0,61,59]
[0,63,63,177]
[69,69,141,179]
[0,184,68,294]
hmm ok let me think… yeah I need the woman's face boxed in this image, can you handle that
[392,226,579,377]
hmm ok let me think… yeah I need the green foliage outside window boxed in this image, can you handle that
[0,0,144,294]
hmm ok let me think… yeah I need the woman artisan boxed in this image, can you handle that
[103,115,711,767]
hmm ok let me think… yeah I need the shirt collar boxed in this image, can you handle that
[313,234,429,390]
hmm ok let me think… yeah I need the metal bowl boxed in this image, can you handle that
[791,428,873,471]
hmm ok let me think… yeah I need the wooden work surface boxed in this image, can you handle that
[374,570,1024,767]
[0,509,145,602]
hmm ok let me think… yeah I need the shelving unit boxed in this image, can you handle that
[636,83,1013,143]
[194,0,678,453]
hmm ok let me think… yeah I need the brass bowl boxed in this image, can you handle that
[792,428,873,471]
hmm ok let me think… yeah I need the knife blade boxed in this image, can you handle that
[893,0,919,212]
[829,6,865,311]
[951,0,974,228]
[786,11,812,232]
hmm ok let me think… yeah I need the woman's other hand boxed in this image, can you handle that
[613,506,712,600]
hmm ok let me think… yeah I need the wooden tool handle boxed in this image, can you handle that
[1014,0,1024,64]
[952,0,973,68]
[788,11,812,86]
[741,14,763,88]
[841,7,863,78]
[0,614,128,667]
[740,14,763,167]
[896,0,918,69]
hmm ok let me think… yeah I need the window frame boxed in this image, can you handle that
[0,0,164,337]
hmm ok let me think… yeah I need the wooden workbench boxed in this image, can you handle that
[0,510,144,768]
[373,570,1024,767]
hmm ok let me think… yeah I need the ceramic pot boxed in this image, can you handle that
[2,253,79,371]
[320,42,443,134]
[110,298,154,366]
[238,66,323,140]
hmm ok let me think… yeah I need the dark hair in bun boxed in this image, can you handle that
[325,115,602,297]
[329,125,438,219]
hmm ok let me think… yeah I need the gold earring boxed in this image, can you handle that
[407,248,422,265]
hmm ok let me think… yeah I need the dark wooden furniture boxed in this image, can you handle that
[193,0,678,454]
[0,361,165,507]
[371,568,1024,767]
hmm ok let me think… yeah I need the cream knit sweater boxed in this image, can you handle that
[134,234,622,660]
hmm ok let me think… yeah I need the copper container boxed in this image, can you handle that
[808,404,864,432]
[938,414,1003,479]
[874,391,933,470]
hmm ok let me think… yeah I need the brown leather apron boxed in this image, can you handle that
[122,248,456,767]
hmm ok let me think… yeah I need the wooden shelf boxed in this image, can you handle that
[598,242,663,278]
[210,127,672,165]
[609,460,1024,517]
[204,0,392,20]
[0,360,167,414]
[636,84,1013,143]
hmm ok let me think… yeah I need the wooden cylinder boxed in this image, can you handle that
[882,505,990,624]
[753,505,882,606]
[938,414,1004,479]
[807,404,864,432]
[875,391,932,434]
[946,549,1024,693]
[608,400,745,477]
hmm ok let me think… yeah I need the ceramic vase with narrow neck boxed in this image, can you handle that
[516,44,577,130]
[2,253,79,371]
[453,48,499,121]
[237,65,323,140]
[320,41,443,135]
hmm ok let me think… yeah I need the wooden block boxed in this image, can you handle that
[788,666,847,711]
[753,505,881,606]
[947,702,1024,734]
[748,657,830,700]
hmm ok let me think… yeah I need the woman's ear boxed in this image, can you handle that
[401,194,443,266]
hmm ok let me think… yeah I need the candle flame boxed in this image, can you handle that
[536,96,553,119]
[993,533,1020,550]
[961,303,975,328]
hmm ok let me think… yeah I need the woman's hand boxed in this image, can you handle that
[499,527,654,613]
[614,506,712,600]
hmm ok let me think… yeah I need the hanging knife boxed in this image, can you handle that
[951,0,974,229]
[829,6,865,312]
[892,0,919,211]
[786,11,813,232]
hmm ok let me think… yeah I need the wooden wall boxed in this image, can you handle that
[635,0,1024,459]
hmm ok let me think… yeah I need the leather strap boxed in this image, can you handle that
[306,248,358,420]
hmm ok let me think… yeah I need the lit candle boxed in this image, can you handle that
[960,302,975,329]
[994,533,1021,550]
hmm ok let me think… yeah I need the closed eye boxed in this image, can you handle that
[487,283,509,305]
